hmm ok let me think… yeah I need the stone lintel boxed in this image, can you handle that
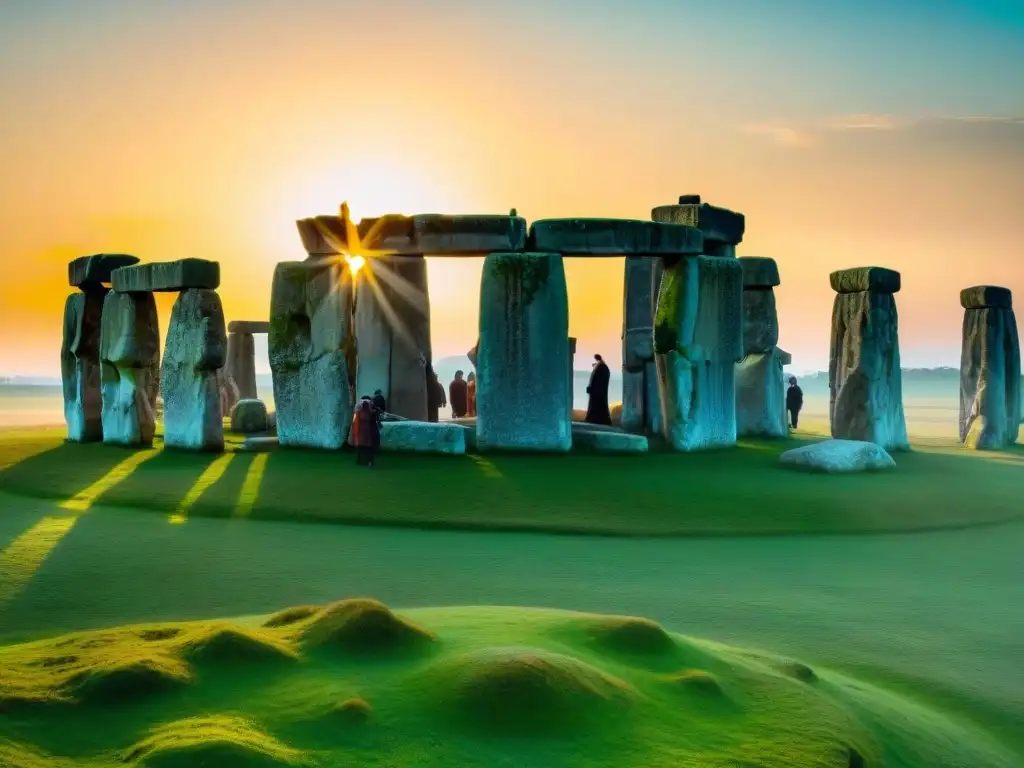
[112,259,220,293]
[413,214,527,254]
[740,257,781,289]
[528,218,703,256]
[69,254,140,288]
[960,285,1012,310]
[651,201,745,246]
[228,320,271,334]
[829,267,901,295]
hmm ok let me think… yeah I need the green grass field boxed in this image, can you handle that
[1,419,1022,767]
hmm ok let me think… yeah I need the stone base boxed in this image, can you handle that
[476,253,572,452]
[960,306,1021,449]
[269,261,355,450]
[99,290,160,447]
[571,426,648,453]
[829,290,909,451]
[61,291,105,442]
[380,421,467,454]
[162,289,226,452]
[736,349,788,438]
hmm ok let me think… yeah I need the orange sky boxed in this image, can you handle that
[2,1,1022,376]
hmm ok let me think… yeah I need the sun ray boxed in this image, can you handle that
[168,454,235,524]
[60,448,161,513]
[234,453,269,518]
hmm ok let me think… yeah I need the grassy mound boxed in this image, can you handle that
[425,646,635,734]
[0,603,1019,768]
[262,606,320,629]
[123,715,306,767]
[292,598,436,653]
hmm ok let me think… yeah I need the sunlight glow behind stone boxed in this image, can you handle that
[345,254,366,275]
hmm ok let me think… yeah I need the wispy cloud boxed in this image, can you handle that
[742,114,1024,146]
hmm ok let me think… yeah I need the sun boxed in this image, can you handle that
[345,254,366,275]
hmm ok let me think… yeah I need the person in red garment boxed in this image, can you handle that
[350,396,381,467]
[466,371,477,417]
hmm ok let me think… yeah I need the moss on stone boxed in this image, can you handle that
[489,253,552,306]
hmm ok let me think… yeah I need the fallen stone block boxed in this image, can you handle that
[380,420,467,454]
[161,289,227,451]
[829,289,909,451]
[571,426,648,453]
[68,254,139,288]
[238,436,279,453]
[231,398,270,434]
[779,439,896,473]
[736,349,788,438]
[226,331,258,401]
[739,257,780,288]
[960,302,1020,449]
[269,260,356,449]
[61,290,106,441]
[651,200,745,246]
[99,290,161,446]
[742,287,779,354]
[477,252,572,451]
[112,259,220,293]
[960,285,1013,310]
[227,320,271,334]
[529,218,704,256]
[829,267,900,295]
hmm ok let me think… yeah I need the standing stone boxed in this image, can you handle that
[736,257,786,438]
[959,286,1021,449]
[829,267,908,451]
[161,289,227,451]
[651,196,745,256]
[61,289,106,442]
[653,256,744,451]
[226,330,258,401]
[269,260,355,449]
[620,256,665,433]
[477,252,571,452]
[99,290,160,446]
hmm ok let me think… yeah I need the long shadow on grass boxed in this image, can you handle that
[0,443,148,503]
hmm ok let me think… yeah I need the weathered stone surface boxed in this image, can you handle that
[228,320,271,334]
[112,259,220,293]
[269,260,356,449]
[960,306,1021,449]
[477,252,571,451]
[61,291,106,441]
[161,289,227,451]
[651,201,745,246]
[619,369,645,432]
[414,214,527,254]
[644,359,663,435]
[226,331,258,400]
[830,267,901,295]
[69,254,139,288]
[380,420,467,454]
[778,348,793,366]
[703,243,736,258]
[467,341,479,369]
[960,285,1013,310]
[231,398,269,434]
[779,439,896,473]
[217,368,240,416]
[99,290,160,446]
[739,257,780,288]
[529,218,703,256]
[296,216,346,257]
[654,256,744,451]
[742,287,779,354]
[622,256,662,371]
[829,291,909,451]
[571,426,649,453]
[736,349,788,438]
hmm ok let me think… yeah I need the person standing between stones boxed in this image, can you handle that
[466,371,477,417]
[351,396,381,467]
[585,354,612,425]
[786,376,804,430]
[372,389,387,415]
[449,370,469,419]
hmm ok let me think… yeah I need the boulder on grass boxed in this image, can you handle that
[231,399,270,434]
[779,439,896,473]
[379,421,467,454]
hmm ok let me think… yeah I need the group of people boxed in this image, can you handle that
[447,370,476,419]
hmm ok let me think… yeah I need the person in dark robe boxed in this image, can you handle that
[426,364,446,422]
[585,354,612,425]
[372,389,387,415]
[449,370,469,419]
[786,376,804,429]
[352,397,380,467]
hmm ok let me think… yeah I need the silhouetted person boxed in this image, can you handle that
[786,376,803,429]
[351,397,381,467]
[426,364,446,422]
[467,371,477,417]
[449,370,469,419]
[372,389,387,414]
[585,354,612,425]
